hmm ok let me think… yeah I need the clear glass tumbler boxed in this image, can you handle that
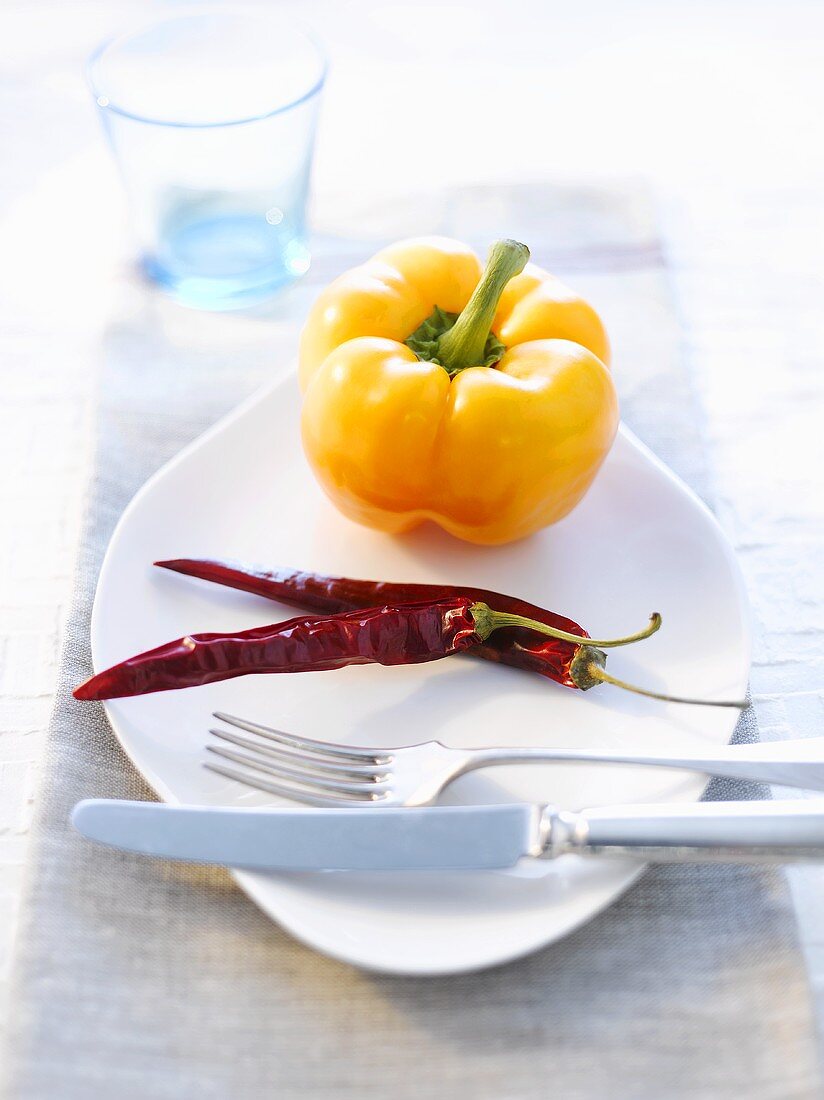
[88,9,326,310]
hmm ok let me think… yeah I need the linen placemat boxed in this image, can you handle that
[4,183,821,1099]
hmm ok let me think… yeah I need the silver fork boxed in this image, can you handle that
[204,711,824,808]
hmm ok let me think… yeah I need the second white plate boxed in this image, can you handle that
[91,373,750,975]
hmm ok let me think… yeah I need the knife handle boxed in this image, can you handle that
[541,800,824,862]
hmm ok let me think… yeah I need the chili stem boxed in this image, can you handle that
[471,603,661,648]
[436,240,529,373]
[589,663,747,708]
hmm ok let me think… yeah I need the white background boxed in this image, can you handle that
[1,0,823,1029]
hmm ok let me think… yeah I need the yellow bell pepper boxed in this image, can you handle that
[299,237,618,545]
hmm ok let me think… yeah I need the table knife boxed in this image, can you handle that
[72,798,824,871]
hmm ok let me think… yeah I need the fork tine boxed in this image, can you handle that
[213,711,389,762]
[209,729,383,778]
[204,762,375,807]
[206,745,388,797]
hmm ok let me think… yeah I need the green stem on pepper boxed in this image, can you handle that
[472,602,747,708]
[437,239,528,372]
[583,661,747,708]
[407,239,527,374]
[470,602,661,648]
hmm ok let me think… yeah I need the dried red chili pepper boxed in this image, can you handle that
[76,596,629,701]
[74,598,478,700]
[153,559,628,688]
[153,560,746,708]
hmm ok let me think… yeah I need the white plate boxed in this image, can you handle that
[91,373,750,975]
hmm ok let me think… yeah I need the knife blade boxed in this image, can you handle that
[72,799,541,871]
[72,797,824,871]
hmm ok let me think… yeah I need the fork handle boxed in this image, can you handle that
[542,799,824,862]
[467,738,824,793]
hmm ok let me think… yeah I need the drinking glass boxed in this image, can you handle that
[88,9,326,310]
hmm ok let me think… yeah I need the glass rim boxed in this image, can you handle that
[86,6,327,130]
